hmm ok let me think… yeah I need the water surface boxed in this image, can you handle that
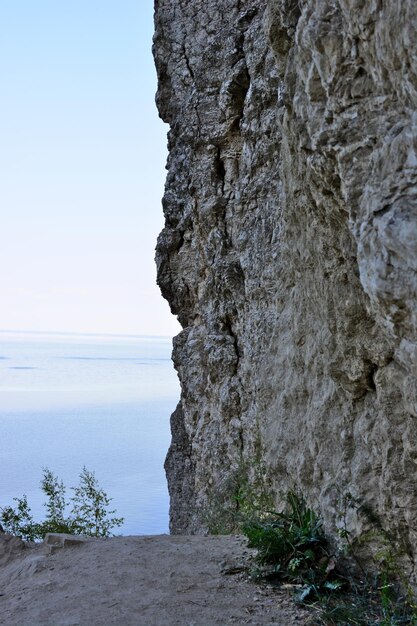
[0,331,179,535]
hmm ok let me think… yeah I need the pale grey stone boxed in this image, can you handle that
[154,0,417,576]
[43,533,90,551]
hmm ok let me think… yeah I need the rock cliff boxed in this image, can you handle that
[154,0,417,574]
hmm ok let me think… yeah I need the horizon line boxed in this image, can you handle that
[0,329,176,340]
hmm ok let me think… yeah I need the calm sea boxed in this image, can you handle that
[0,331,179,535]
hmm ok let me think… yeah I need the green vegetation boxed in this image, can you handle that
[329,492,417,626]
[240,490,417,625]
[242,491,342,603]
[0,467,124,541]
[203,465,417,625]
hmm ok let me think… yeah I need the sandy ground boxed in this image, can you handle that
[0,532,312,626]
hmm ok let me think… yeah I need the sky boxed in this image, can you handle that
[0,1,181,337]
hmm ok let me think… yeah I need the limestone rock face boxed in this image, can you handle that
[154,0,417,572]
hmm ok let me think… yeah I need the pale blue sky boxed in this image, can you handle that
[0,1,180,336]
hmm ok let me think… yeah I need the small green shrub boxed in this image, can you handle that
[71,466,123,537]
[242,491,339,602]
[1,466,124,541]
[242,489,417,624]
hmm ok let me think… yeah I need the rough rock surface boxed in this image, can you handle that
[154,0,417,574]
[0,532,25,567]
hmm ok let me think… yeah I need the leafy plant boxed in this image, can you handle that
[0,494,40,542]
[242,491,338,600]
[1,466,123,541]
[242,490,417,624]
[71,466,123,537]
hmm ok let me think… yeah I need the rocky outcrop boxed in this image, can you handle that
[0,531,25,566]
[154,0,417,574]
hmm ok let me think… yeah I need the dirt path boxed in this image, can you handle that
[0,533,312,625]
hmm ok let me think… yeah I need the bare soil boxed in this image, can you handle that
[0,532,314,625]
